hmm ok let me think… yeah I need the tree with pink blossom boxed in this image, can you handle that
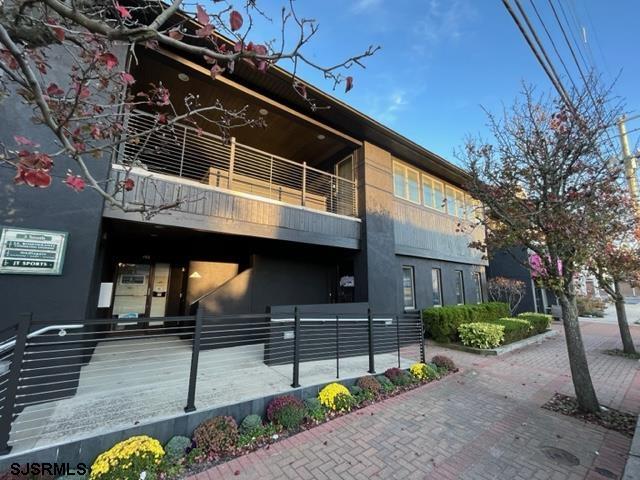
[0,1,378,216]
[462,81,628,413]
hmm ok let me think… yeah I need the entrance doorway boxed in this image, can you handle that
[111,262,187,321]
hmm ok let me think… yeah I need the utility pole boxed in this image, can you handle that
[617,115,640,213]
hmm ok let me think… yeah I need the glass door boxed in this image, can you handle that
[335,155,354,215]
[112,263,151,323]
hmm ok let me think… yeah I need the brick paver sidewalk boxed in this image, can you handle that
[188,321,639,480]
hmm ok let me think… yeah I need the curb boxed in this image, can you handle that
[432,329,559,356]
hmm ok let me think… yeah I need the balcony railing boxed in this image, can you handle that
[120,112,358,217]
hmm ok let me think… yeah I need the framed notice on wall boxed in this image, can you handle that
[0,227,68,275]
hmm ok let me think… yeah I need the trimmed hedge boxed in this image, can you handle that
[491,317,533,344]
[455,314,550,350]
[518,312,551,334]
[458,322,505,349]
[422,302,510,342]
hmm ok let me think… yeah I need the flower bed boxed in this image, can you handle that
[30,357,458,480]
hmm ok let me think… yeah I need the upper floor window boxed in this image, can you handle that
[394,160,480,220]
[402,266,416,310]
[455,270,465,304]
[446,186,467,219]
[422,174,446,212]
[393,162,420,204]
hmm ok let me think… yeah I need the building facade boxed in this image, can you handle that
[0,45,487,330]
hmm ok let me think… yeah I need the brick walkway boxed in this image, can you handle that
[188,321,639,480]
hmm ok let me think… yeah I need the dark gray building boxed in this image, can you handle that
[0,45,487,331]
[486,246,555,315]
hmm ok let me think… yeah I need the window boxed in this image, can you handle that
[393,163,406,199]
[433,180,446,212]
[431,268,443,307]
[446,186,467,219]
[473,272,483,303]
[402,266,416,310]
[422,174,446,212]
[445,186,457,216]
[422,175,434,207]
[336,155,354,181]
[393,162,420,204]
[455,190,466,219]
[407,169,420,203]
[455,270,465,304]
[397,162,473,218]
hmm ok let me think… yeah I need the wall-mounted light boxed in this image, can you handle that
[189,271,202,279]
[178,73,190,82]
[258,108,269,116]
[317,134,326,140]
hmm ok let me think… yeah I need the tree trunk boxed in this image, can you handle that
[614,282,637,355]
[557,292,601,413]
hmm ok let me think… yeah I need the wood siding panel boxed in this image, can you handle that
[393,200,486,265]
[103,168,360,249]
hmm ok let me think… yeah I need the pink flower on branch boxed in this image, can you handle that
[119,72,135,85]
[230,11,243,31]
[64,174,86,192]
[114,1,131,19]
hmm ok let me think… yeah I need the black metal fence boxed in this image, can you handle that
[0,306,424,455]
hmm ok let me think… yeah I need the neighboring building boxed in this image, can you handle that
[0,46,487,328]
[486,247,554,315]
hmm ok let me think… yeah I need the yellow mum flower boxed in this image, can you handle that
[318,383,351,411]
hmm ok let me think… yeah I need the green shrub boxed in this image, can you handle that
[357,376,382,397]
[376,375,395,393]
[384,367,412,386]
[164,435,192,463]
[348,385,364,398]
[422,302,510,342]
[431,355,456,371]
[518,312,551,334]
[490,317,533,344]
[333,392,357,412]
[476,302,511,322]
[422,305,466,342]
[458,322,505,349]
[274,403,306,429]
[266,395,304,423]
[192,416,238,457]
[424,363,439,380]
[239,414,263,435]
[304,398,326,422]
[237,422,278,447]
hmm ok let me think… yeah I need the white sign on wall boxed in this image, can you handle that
[0,227,68,275]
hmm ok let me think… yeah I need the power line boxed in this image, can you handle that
[564,0,597,74]
[555,0,592,78]
[527,0,580,94]
[501,0,575,114]
[580,1,612,80]
[545,0,619,156]
[503,0,619,160]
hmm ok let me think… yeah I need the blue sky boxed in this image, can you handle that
[222,0,640,164]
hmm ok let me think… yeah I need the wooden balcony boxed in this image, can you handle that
[103,158,360,249]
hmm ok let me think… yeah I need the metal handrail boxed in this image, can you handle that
[0,325,84,355]
[119,110,358,217]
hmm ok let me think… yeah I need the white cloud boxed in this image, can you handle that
[372,90,409,125]
[350,0,383,14]
[412,0,476,54]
